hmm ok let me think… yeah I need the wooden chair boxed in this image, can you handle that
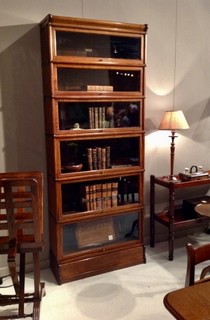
[0,171,45,319]
[185,242,210,287]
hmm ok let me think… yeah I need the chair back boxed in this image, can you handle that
[0,171,43,254]
[0,171,45,318]
[185,242,210,287]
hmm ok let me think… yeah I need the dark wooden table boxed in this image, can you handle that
[164,280,210,319]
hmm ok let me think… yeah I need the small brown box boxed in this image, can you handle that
[76,217,116,249]
[179,172,209,182]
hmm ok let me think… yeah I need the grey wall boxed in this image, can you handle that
[0,0,210,270]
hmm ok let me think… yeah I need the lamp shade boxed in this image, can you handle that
[159,110,189,130]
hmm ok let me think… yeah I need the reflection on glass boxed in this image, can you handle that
[62,212,139,254]
[59,101,141,130]
[57,68,141,92]
[60,138,140,174]
[56,31,141,60]
[61,175,140,215]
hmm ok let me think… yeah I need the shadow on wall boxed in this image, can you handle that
[0,23,46,173]
[0,24,49,262]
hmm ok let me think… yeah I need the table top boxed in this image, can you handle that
[164,280,210,320]
[195,203,210,217]
[151,173,210,189]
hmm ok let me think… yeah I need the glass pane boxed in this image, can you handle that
[56,31,141,60]
[58,101,141,130]
[63,212,139,254]
[60,137,140,173]
[61,175,141,215]
[57,68,140,92]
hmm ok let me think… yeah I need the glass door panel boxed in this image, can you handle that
[56,67,142,92]
[60,175,141,215]
[60,137,142,173]
[56,30,142,60]
[58,101,142,130]
[62,212,140,254]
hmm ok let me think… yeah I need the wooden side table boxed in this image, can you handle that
[150,174,210,260]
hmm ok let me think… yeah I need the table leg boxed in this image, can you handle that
[168,186,175,261]
[150,175,155,247]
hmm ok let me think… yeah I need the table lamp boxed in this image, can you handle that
[159,110,189,181]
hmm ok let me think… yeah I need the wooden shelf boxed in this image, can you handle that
[154,209,209,227]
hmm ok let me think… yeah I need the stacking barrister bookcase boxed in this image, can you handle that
[40,14,148,284]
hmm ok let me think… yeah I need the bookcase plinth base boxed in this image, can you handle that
[50,244,145,284]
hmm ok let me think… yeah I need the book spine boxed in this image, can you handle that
[101,183,107,209]
[85,185,90,211]
[111,182,118,207]
[101,148,106,169]
[89,185,94,210]
[87,148,93,171]
[92,148,97,170]
[94,107,99,129]
[98,107,102,128]
[106,146,111,169]
[97,147,102,170]
[96,183,102,210]
[92,184,97,210]
[102,107,106,128]
[106,182,112,208]
[89,107,93,129]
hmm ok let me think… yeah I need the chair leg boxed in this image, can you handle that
[33,282,45,320]
[33,252,41,299]
[32,251,45,320]
[18,252,25,317]
[8,246,19,296]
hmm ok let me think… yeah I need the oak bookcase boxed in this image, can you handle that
[40,14,148,284]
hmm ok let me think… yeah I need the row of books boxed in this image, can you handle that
[87,85,113,92]
[87,146,111,170]
[89,106,106,129]
[84,182,118,211]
